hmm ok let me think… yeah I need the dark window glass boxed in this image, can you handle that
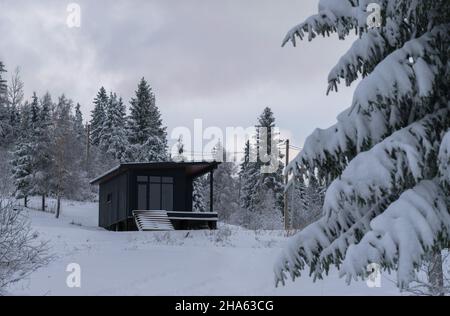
[137,184,147,210]
[162,177,173,184]
[137,176,148,182]
[106,193,112,204]
[162,183,174,211]
[150,176,161,183]
[149,183,161,210]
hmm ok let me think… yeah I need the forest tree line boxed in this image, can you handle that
[0,61,323,228]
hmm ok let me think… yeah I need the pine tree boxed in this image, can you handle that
[0,62,10,143]
[31,93,53,211]
[74,103,85,142]
[239,140,260,212]
[100,93,128,162]
[211,141,240,221]
[10,101,33,207]
[90,87,108,146]
[127,78,167,162]
[192,177,207,213]
[51,95,84,217]
[275,0,450,292]
[288,172,325,230]
[255,107,285,212]
[239,108,285,218]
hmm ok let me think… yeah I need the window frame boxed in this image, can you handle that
[136,175,174,211]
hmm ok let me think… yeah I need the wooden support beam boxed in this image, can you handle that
[210,170,214,213]
[284,139,290,230]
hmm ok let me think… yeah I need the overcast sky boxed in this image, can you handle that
[0,0,356,157]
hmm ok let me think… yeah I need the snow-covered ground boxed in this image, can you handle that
[10,198,401,296]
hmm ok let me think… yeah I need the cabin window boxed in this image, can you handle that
[136,176,174,211]
[149,183,161,210]
[162,183,173,211]
[137,184,147,210]
[106,193,112,204]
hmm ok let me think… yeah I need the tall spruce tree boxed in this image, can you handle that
[10,101,33,207]
[31,93,53,211]
[90,87,108,146]
[51,95,83,217]
[127,78,167,162]
[275,0,450,292]
[255,107,284,212]
[211,140,239,221]
[74,103,85,142]
[101,93,128,162]
[192,177,207,213]
[0,62,9,143]
[239,140,259,212]
[239,108,284,215]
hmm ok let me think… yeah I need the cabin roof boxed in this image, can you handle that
[90,161,220,185]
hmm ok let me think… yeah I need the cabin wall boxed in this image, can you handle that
[98,172,128,229]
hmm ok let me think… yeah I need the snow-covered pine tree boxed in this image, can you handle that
[51,95,84,217]
[275,0,450,291]
[288,172,325,230]
[0,61,10,144]
[31,92,53,211]
[211,140,240,221]
[74,103,85,143]
[127,78,168,162]
[240,108,285,220]
[10,101,33,207]
[192,177,207,213]
[100,93,128,162]
[255,107,284,212]
[90,87,108,146]
[239,140,260,212]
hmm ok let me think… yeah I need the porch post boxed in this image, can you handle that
[210,170,214,213]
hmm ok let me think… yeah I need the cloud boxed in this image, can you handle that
[0,0,356,150]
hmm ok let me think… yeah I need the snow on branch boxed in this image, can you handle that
[439,129,450,189]
[351,26,445,112]
[286,26,448,182]
[282,0,362,46]
[276,110,450,286]
[341,180,450,289]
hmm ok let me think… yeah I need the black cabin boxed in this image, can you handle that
[90,162,220,231]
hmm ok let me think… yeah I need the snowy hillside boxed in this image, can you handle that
[9,198,401,296]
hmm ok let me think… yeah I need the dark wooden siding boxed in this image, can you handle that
[99,172,128,229]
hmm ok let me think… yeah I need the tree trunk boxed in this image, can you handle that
[41,194,46,212]
[24,196,28,208]
[428,249,444,296]
[56,196,61,219]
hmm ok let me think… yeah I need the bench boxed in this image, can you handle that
[133,210,218,231]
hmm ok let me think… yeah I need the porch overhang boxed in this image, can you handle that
[90,161,220,185]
